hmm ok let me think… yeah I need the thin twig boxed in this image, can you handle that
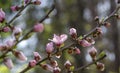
[73,54,106,72]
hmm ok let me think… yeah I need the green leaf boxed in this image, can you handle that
[97,51,106,59]
[70,66,75,71]
[78,35,83,40]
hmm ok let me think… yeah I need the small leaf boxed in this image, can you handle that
[78,36,83,40]
[70,66,75,71]
[97,51,106,59]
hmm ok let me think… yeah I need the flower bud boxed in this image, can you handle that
[96,27,103,35]
[33,52,41,62]
[24,0,30,4]
[64,60,72,69]
[13,51,27,61]
[96,62,105,71]
[50,60,58,67]
[69,28,77,38]
[104,22,111,27]
[5,39,15,48]
[33,0,41,5]
[33,23,44,32]
[0,8,5,23]
[73,47,81,55]
[53,67,61,73]
[10,6,20,11]
[79,39,91,47]
[13,27,22,38]
[67,48,73,54]
[2,27,11,32]
[88,47,97,58]
[46,42,54,54]
[29,60,37,67]
[94,16,99,21]
[4,58,14,69]
[41,64,53,72]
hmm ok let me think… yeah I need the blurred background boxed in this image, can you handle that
[0,0,120,73]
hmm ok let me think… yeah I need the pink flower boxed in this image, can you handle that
[33,23,44,32]
[10,6,20,11]
[0,8,5,23]
[13,51,27,61]
[50,34,68,46]
[69,28,77,38]
[4,58,14,69]
[2,27,11,32]
[46,42,54,54]
[79,39,91,47]
[33,52,41,62]
[50,60,58,67]
[29,60,37,67]
[88,47,97,58]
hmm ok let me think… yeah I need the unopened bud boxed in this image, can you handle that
[46,42,54,54]
[29,60,37,67]
[94,16,99,21]
[10,6,21,11]
[4,58,14,69]
[96,62,105,71]
[69,28,77,38]
[73,47,81,55]
[33,23,44,32]
[41,64,53,72]
[2,27,11,32]
[88,47,97,58]
[104,22,111,27]
[53,67,61,73]
[78,39,91,47]
[64,60,72,69]
[67,48,73,54]
[33,0,41,5]
[13,51,27,61]
[33,52,41,62]
[50,60,58,67]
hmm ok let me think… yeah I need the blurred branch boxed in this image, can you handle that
[73,54,106,72]
[7,0,32,27]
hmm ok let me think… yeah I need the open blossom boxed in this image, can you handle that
[46,42,54,54]
[69,28,77,38]
[0,8,5,23]
[13,51,27,61]
[33,23,44,32]
[50,34,68,46]
[79,39,91,47]
[10,6,20,11]
[4,58,14,69]
[33,52,41,62]
[29,60,37,67]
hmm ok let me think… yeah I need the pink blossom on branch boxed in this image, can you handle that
[69,28,77,38]
[46,42,54,54]
[79,39,91,47]
[10,6,20,11]
[0,8,5,23]
[49,34,68,47]
[4,58,14,69]
[33,23,44,32]
[29,60,37,67]
[33,52,41,62]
